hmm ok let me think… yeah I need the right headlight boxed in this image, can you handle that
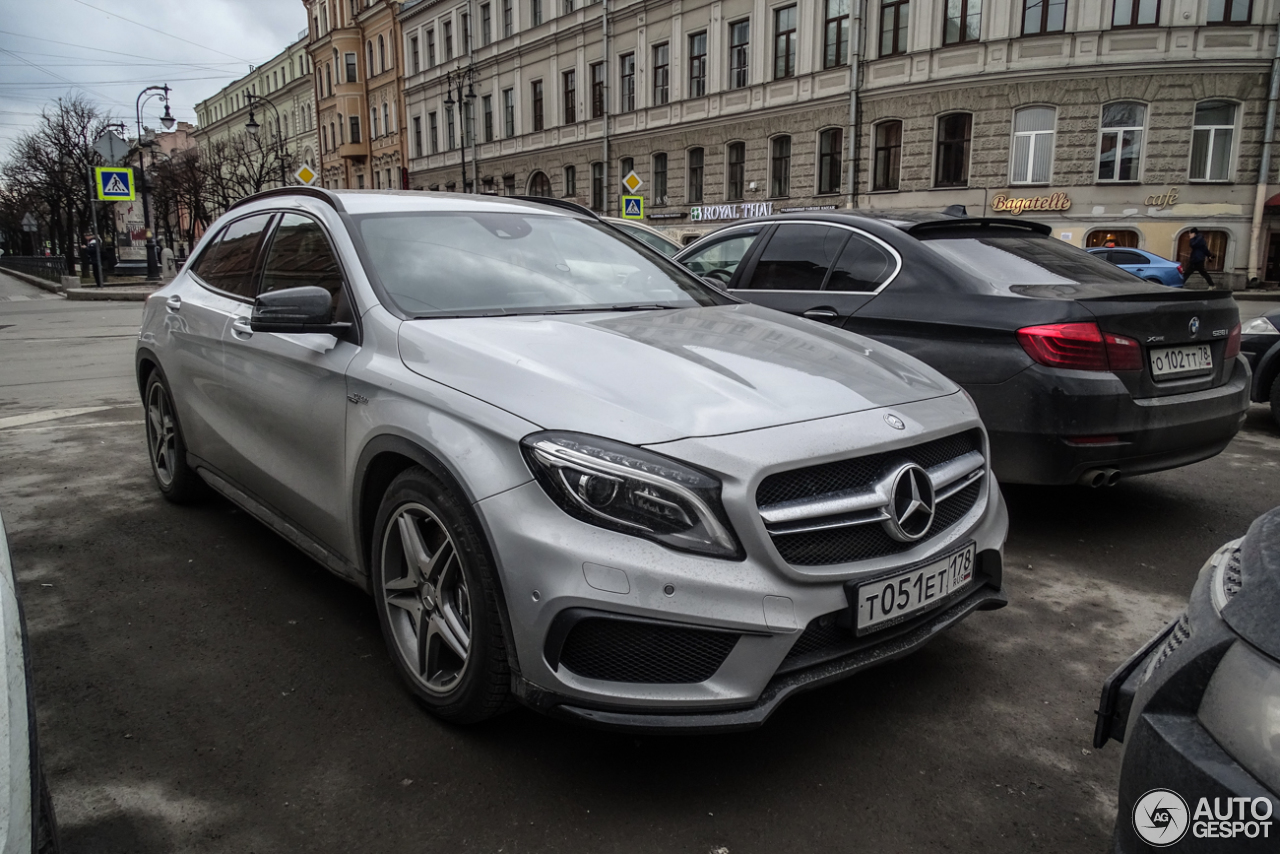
[1197,641,1280,795]
[521,431,744,559]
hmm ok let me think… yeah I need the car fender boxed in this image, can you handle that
[1253,339,1280,402]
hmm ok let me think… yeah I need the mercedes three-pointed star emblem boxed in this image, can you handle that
[883,463,937,543]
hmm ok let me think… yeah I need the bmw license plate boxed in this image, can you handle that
[1150,344,1212,379]
[855,544,976,633]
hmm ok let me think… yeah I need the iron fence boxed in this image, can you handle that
[0,256,68,283]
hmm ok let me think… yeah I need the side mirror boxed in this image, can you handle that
[250,286,350,334]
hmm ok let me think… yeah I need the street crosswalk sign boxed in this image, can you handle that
[621,195,644,219]
[95,167,135,201]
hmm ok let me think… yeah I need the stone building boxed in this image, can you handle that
[193,35,320,201]
[398,0,1280,284]
[302,0,409,190]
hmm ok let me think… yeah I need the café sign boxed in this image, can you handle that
[991,191,1071,215]
[689,202,775,222]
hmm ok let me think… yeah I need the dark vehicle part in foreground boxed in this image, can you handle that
[1240,312,1280,427]
[1095,507,1280,852]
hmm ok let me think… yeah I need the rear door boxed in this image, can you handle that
[1109,249,1153,279]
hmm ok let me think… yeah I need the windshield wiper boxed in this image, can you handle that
[542,304,685,314]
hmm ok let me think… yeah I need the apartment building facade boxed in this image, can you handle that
[303,0,410,190]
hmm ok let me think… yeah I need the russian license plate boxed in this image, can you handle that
[855,544,976,633]
[1150,344,1212,379]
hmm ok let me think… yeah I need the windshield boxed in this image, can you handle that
[612,222,679,256]
[922,235,1140,286]
[357,211,721,317]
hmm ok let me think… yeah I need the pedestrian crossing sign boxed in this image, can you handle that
[621,195,644,220]
[95,167,135,201]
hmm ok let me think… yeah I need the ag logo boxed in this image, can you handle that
[1133,788,1189,846]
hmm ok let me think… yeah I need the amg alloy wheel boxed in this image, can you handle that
[143,372,205,503]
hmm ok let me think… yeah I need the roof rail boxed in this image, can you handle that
[510,195,600,220]
[228,186,345,213]
[906,217,1052,237]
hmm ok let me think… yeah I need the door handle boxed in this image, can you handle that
[231,316,253,337]
[802,308,839,320]
[165,295,181,312]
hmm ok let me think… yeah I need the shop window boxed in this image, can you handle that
[1097,102,1145,182]
[1085,229,1140,249]
[1176,230,1228,272]
[1190,100,1236,182]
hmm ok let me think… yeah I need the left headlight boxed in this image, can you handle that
[521,431,743,559]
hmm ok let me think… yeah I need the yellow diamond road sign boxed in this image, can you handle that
[294,164,318,186]
[622,170,643,193]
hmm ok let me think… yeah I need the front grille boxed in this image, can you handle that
[557,618,739,684]
[1143,612,1192,684]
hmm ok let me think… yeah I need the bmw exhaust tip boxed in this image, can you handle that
[1079,469,1109,488]
[1103,469,1122,487]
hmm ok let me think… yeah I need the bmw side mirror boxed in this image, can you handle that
[250,286,350,335]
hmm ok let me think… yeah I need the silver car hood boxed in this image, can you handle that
[397,303,956,445]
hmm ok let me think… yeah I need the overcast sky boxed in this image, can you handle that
[0,0,306,160]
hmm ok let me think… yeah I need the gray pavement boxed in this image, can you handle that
[0,268,1278,853]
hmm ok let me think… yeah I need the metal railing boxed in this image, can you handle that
[0,256,69,283]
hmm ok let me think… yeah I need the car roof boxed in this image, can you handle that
[229,187,588,218]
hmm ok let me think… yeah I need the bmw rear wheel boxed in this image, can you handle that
[372,467,510,723]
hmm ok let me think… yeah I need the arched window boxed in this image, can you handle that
[1011,106,1055,184]
[1085,229,1141,249]
[818,128,843,194]
[1098,102,1145,182]
[935,113,972,187]
[873,120,902,191]
[564,164,576,196]
[688,148,704,203]
[1176,230,1229,272]
[653,153,668,204]
[727,142,746,201]
[379,35,386,73]
[770,135,791,197]
[367,42,375,78]
[590,162,604,210]
[1190,100,1236,181]
[528,171,553,197]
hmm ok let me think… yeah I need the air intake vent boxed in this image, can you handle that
[557,617,739,684]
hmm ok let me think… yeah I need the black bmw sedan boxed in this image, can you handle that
[676,214,1249,485]
[1094,507,1280,852]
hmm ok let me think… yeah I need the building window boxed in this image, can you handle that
[591,62,605,118]
[563,69,576,124]
[531,79,544,131]
[483,94,493,141]
[1097,102,1145,181]
[322,125,329,153]
[1112,0,1158,26]
[873,120,902,191]
[481,3,492,44]
[564,164,576,196]
[729,20,750,89]
[461,13,470,52]
[944,0,982,44]
[379,35,387,72]
[446,107,455,149]
[688,148,704,203]
[688,32,707,97]
[563,0,575,12]
[1011,106,1055,184]
[620,53,636,111]
[384,102,391,135]
[1190,100,1236,181]
[503,87,515,137]
[1023,0,1066,34]
[412,115,423,156]
[591,161,604,210]
[770,136,792,197]
[652,43,670,106]
[1208,0,1251,22]
[529,171,553,197]
[1176,230,1228,272]
[620,156,634,179]
[504,0,514,36]
[410,37,420,73]
[429,111,439,153]
[653,153,668,204]
[349,114,361,144]
[825,0,850,67]
[325,64,332,96]
[444,21,453,59]
[727,142,746,200]
[345,52,358,83]
[532,0,543,25]
[371,106,379,138]
[773,6,797,79]
[935,112,971,187]
[427,29,436,66]
[819,128,843,194]
[503,174,516,195]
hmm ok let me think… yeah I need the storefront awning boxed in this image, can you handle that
[1265,192,1280,207]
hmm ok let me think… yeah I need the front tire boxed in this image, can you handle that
[1269,371,1280,429]
[371,467,510,723]
[144,372,206,503]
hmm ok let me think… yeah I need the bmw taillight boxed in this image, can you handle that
[1016,322,1142,372]
[1225,323,1241,360]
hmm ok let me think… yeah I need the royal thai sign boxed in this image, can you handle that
[689,202,775,222]
[991,192,1072,216]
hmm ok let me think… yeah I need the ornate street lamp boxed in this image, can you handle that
[135,84,173,282]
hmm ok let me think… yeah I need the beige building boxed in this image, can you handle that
[193,35,320,203]
[399,0,1280,285]
[303,0,409,190]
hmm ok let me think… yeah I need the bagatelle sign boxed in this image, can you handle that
[689,202,774,222]
[991,192,1071,215]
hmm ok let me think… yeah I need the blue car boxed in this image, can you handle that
[1087,247,1184,287]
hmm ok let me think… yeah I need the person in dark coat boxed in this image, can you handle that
[80,232,102,286]
[1182,228,1215,289]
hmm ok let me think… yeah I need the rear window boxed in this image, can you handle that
[922,235,1138,286]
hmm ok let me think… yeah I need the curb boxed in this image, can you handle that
[1235,291,1280,302]
[65,287,157,302]
[0,268,66,295]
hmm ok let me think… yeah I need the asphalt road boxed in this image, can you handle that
[1,270,1278,854]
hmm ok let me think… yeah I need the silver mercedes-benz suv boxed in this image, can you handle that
[136,189,1008,730]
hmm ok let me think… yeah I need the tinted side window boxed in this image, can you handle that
[192,214,272,299]
[825,232,895,292]
[260,214,350,321]
[749,224,843,290]
[1110,251,1148,265]
[681,229,762,283]
[922,235,1139,286]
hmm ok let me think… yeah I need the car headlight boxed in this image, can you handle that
[1197,641,1280,795]
[1241,316,1280,336]
[521,431,743,559]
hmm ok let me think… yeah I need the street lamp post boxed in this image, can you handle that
[443,67,477,193]
[135,84,175,282]
[244,90,289,188]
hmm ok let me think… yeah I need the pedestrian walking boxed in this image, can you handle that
[1182,228,1216,289]
[80,232,102,287]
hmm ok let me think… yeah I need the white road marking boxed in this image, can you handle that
[0,406,124,430]
[0,419,143,434]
